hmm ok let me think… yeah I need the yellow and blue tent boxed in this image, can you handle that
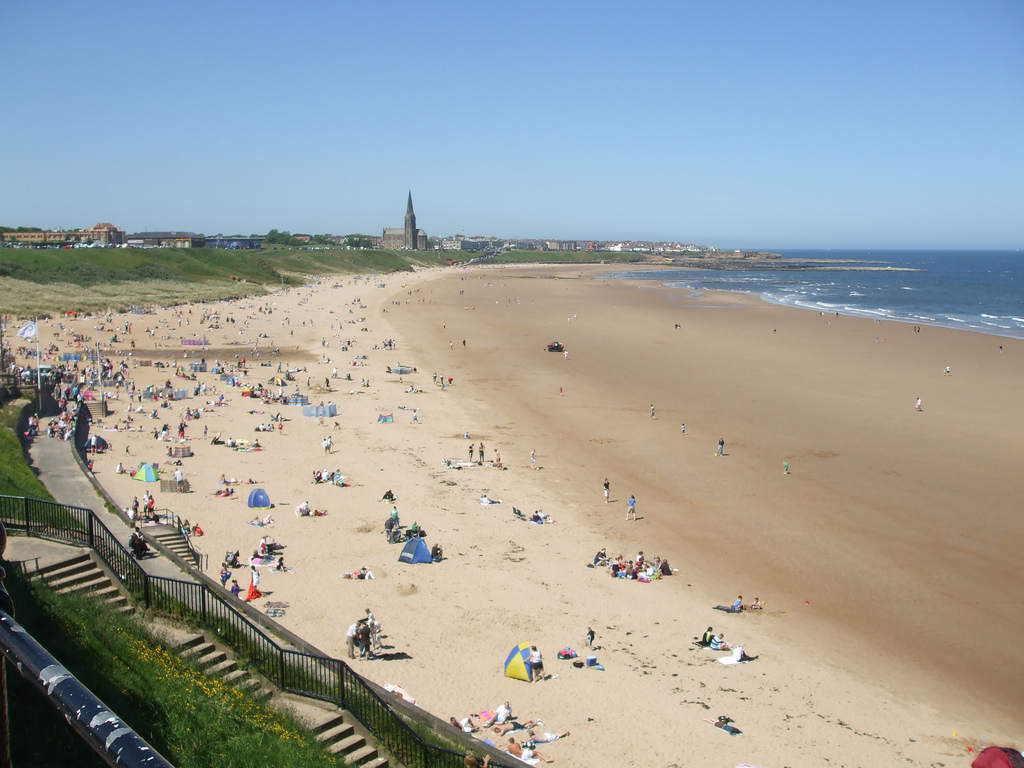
[134,463,159,482]
[503,642,533,682]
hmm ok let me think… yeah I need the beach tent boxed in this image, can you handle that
[973,748,1024,768]
[134,463,159,482]
[83,435,109,452]
[503,642,534,682]
[268,376,286,386]
[247,488,271,508]
[398,538,432,564]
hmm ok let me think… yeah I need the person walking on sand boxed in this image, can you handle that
[530,449,537,469]
[586,626,595,647]
[915,396,923,412]
[716,438,725,457]
[650,403,656,420]
[603,478,610,503]
[680,423,686,435]
[783,460,790,475]
[626,494,637,521]
[469,443,475,462]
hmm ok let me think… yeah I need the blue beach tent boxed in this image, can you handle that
[247,488,271,508]
[398,537,432,564]
[503,642,534,682]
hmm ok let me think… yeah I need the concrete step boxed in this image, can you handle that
[236,677,260,693]
[316,722,355,745]
[54,575,110,596]
[47,568,105,591]
[181,642,216,659]
[35,553,92,578]
[346,745,379,765]
[176,634,206,652]
[312,715,346,735]
[196,650,228,669]
[205,659,238,677]
[330,733,366,756]
[221,669,247,685]
[361,757,389,768]
[254,687,274,702]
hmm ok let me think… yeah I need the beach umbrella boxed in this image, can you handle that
[503,642,534,682]
[134,463,159,482]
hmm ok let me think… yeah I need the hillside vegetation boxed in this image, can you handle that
[0,246,446,313]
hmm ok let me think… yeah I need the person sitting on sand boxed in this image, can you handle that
[698,627,715,647]
[478,701,512,728]
[506,737,553,763]
[593,548,607,566]
[746,596,764,610]
[381,489,396,502]
[710,633,731,651]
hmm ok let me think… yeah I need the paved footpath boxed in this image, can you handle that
[22,436,193,582]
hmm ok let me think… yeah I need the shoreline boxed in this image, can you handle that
[16,265,1021,767]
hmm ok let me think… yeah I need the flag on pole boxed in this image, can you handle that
[18,321,37,339]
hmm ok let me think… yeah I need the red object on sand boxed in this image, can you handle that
[972,746,1024,768]
[245,583,262,601]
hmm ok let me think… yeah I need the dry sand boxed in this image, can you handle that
[23,264,1022,767]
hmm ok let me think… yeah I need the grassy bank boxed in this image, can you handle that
[6,570,345,767]
[0,246,447,314]
[0,397,53,499]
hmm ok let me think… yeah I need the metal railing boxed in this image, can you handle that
[0,609,174,768]
[1,495,511,768]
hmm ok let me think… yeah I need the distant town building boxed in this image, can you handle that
[1,222,125,246]
[206,235,264,249]
[382,192,427,250]
[126,231,206,248]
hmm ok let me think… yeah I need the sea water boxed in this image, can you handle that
[609,250,1024,339]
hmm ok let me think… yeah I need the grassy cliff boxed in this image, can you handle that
[0,246,447,314]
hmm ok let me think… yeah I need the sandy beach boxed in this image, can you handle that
[22,263,1022,767]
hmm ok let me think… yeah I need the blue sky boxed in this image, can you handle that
[2,0,1022,248]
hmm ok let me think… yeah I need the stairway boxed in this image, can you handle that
[84,401,109,419]
[150,524,198,565]
[35,552,131,614]
[175,633,389,767]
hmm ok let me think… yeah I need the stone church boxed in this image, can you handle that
[382,192,428,250]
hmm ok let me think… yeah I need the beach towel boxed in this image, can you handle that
[714,605,743,613]
[506,754,539,766]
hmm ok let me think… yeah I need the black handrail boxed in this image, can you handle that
[1,494,513,768]
[0,609,175,768]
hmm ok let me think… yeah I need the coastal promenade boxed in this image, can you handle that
[21,435,189,583]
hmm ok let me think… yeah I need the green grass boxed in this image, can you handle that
[6,570,346,768]
[0,398,53,499]
[0,246,448,313]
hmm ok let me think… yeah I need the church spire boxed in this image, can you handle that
[406,190,414,216]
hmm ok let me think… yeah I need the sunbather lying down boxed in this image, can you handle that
[341,567,374,580]
[717,646,758,665]
[480,495,501,505]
